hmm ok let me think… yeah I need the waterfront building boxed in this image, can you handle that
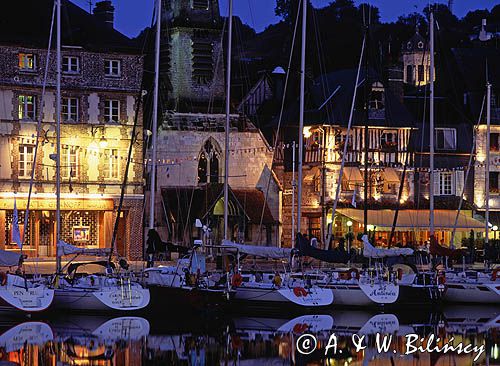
[0,0,144,259]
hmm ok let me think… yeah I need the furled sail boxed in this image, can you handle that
[222,240,293,259]
[57,240,111,257]
[0,250,21,267]
[362,235,414,258]
[296,233,350,263]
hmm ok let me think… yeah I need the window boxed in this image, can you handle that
[18,145,34,178]
[62,56,80,73]
[104,100,120,122]
[104,149,120,179]
[418,65,424,82]
[105,60,121,76]
[369,83,384,110]
[192,38,213,84]
[490,133,499,152]
[490,172,499,194]
[435,128,456,150]
[381,130,398,149]
[192,0,209,10]
[406,65,414,84]
[18,95,36,120]
[61,147,78,179]
[18,53,36,71]
[439,172,453,196]
[62,98,79,122]
[197,139,220,183]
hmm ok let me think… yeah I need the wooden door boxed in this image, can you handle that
[116,211,127,257]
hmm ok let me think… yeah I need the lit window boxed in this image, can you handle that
[18,95,36,120]
[439,172,453,196]
[105,60,121,76]
[62,98,79,122]
[62,56,80,73]
[435,128,456,150]
[61,147,78,179]
[18,145,34,178]
[381,130,398,149]
[104,149,120,179]
[104,100,120,122]
[18,53,36,70]
[418,65,424,82]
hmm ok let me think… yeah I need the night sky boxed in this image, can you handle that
[73,0,498,38]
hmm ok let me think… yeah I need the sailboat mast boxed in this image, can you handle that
[297,0,307,234]
[486,81,491,244]
[223,0,233,241]
[56,0,62,273]
[149,0,161,230]
[363,21,369,235]
[429,11,435,237]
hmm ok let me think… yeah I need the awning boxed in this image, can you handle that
[383,168,400,182]
[343,167,363,182]
[336,208,485,231]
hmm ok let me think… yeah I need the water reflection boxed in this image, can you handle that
[0,307,497,365]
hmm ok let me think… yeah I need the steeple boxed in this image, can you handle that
[161,0,225,112]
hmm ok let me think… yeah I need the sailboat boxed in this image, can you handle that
[49,0,149,312]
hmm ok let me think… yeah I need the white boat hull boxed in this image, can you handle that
[320,282,399,306]
[233,285,333,307]
[444,282,500,304]
[53,284,150,311]
[0,275,54,312]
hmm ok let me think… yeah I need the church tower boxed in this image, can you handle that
[401,29,434,87]
[162,0,225,112]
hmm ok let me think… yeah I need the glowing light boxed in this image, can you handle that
[346,220,353,227]
[367,225,375,231]
[99,135,108,148]
[303,126,312,138]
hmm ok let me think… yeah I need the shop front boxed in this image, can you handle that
[332,208,485,248]
[0,196,124,258]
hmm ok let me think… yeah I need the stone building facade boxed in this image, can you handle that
[148,0,281,246]
[0,0,144,259]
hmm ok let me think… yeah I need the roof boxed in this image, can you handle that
[401,31,428,53]
[161,184,276,226]
[278,68,416,128]
[0,0,140,53]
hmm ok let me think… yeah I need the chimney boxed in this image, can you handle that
[94,1,115,29]
[387,67,404,103]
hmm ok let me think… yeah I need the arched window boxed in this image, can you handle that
[197,138,221,184]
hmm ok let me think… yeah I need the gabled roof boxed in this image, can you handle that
[401,31,428,53]
[0,0,139,54]
[161,184,276,226]
[300,68,416,128]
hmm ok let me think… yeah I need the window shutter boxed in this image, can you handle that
[455,170,464,196]
[433,172,440,196]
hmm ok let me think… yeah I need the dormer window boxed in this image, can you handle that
[369,82,385,110]
[192,0,209,10]
[407,41,412,50]
[417,41,424,49]
[18,53,36,71]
